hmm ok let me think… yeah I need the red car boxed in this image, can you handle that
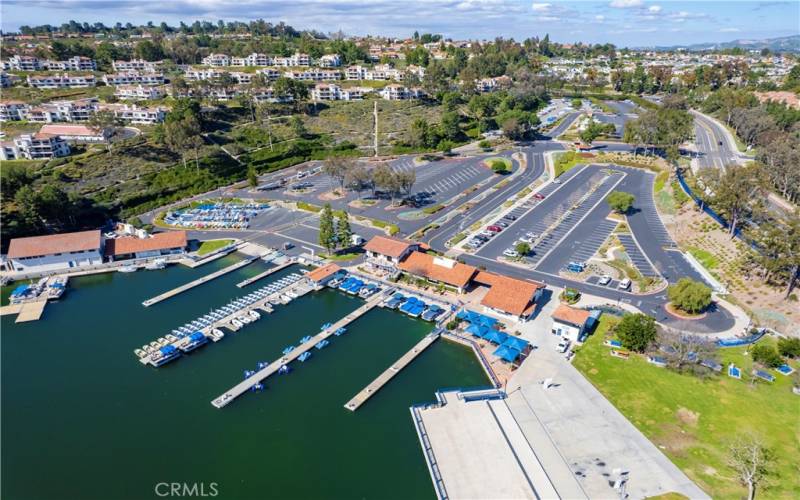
[486,225,503,233]
[533,193,545,200]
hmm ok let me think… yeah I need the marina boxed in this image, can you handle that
[142,255,259,307]
[345,331,442,411]
[138,271,310,367]
[1,254,488,500]
[236,259,295,288]
[212,290,389,408]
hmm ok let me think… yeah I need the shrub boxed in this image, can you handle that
[615,313,657,353]
[777,337,800,359]
[515,242,531,256]
[478,140,492,150]
[668,278,712,314]
[606,191,636,214]
[750,343,784,368]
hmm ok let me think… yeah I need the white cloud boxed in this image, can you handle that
[719,27,741,32]
[595,14,605,21]
[609,0,643,8]
[534,16,560,22]
[648,5,661,13]
[532,2,551,11]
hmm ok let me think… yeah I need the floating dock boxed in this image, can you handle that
[236,260,294,288]
[142,256,258,307]
[345,331,441,411]
[211,291,388,409]
[0,300,48,322]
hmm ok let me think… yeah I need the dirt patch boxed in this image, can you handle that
[658,424,698,457]
[318,190,346,201]
[589,368,599,375]
[676,407,699,427]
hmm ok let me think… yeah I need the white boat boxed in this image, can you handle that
[231,319,243,329]
[238,315,251,324]
[145,259,167,270]
[210,328,225,342]
[118,265,138,273]
[134,348,146,358]
[249,310,261,320]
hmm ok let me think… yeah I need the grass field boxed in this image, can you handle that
[687,246,720,270]
[196,239,234,256]
[573,317,800,499]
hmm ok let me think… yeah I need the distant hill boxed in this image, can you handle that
[643,34,800,53]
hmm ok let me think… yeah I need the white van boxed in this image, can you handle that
[618,278,631,290]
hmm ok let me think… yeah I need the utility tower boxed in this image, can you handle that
[373,100,379,157]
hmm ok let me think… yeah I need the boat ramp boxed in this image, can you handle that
[211,291,388,409]
[345,330,441,411]
[142,256,259,307]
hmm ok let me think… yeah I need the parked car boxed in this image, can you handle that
[618,278,631,290]
[497,221,509,228]
[598,275,612,286]
[503,249,519,258]
[556,338,570,353]
[504,214,517,221]
[533,193,545,200]
[487,225,503,233]
[520,235,534,244]
[525,232,538,239]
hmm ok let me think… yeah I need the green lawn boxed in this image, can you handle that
[573,317,800,499]
[687,246,720,270]
[196,239,234,256]
[553,151,585,178]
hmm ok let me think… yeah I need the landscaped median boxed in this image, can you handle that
[482,156,512,174]
[196,239,234,256]
[293,200,399,236]
[573,316,799,499]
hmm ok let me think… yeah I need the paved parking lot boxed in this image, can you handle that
[617,233,658,277]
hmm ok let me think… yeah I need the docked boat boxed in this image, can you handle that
[248,310,261,320]
[251,383,264,392]
[298,352,312,362]
[231,319,243,329]
[118,265,138,273]
[299,335,313,344]
[150,345,181,367]
[315,340,330,350]
[179,332,209,353]
[209,329,225,342]
[321,322,333,331]
[47,277,68,299]
[334,327,347,336]
[238,315,251,324]
[134,348,146,358]
[278,365,291,375]
[145,259,167,270]
[282,346,295,355]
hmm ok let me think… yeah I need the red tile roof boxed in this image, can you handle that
[364,235,417,259]
[105,231,187,256]
[39,124,103,137]
[552,304,592,327]
[479,272,545,316]
[8,230,102,259]
[307,263,341,282]
[398,251,477,289]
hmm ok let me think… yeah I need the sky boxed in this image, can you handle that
[1,0,798,47]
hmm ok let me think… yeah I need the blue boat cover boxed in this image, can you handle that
[493,345,521,362]
[160,345,177,355]
[190,332,205,341]
[484,330,509,344]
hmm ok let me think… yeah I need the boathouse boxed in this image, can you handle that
[398,251,477,293]
[6,229,104,273]
[306,263,342,286]
[105,231,188,261]
[551,304,596,343]
[363,235,419,269]
[475,272,546,323]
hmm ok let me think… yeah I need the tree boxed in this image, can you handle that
[750,343,783,368]
[515,242,531,256]
[699,163,764,238]
[336,212,352,251]
[289,115,306,139]
[606,191,635,214]
[657,331,719,373]
[395,170,416,200]
[134,39,164,61]
[318,203,336,254]
[88,109,120,151]
[615,313,657,353]
[727,435,773,500]
[777,337,800,359]
[323,157,354,193]
[345,164,373,198]
[667,278,712,314]
[247,166,258,188]
[439,111,461,141]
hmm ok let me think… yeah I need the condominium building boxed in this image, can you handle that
[0,133,71,160]
[4,55,43,71]
[318,54,342,67]
[27,73,96,88]
[274,52,310,67]
[250,88,294,103]
[48,56,96,71]
[231,53,273,67]
[201,53,231,67]
[0,100,30,121]
[310,84,368,101]
[112,59,163,72]
[476,75,512,92]
[102,104,167,124]
[103,72,165,86]
[283,69,342,82]
[256,68,281,81]
[24,98,98,123]
[114,84,166,100]
[379,85,424,100]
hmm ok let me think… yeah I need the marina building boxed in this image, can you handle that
[550,304,596,343]
[475,272,546,323]
[364,235,420,268]
[398,252,477,294]
[105,231,188,261]
[6,230,104,273]
[305,263,343,287]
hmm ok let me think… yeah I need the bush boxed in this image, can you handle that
[446,319,460,330]
[615,313,657,353]
[668,278,712,314]
[478,140,492,150]
[515,242,531,256]
[751,343,784,368]
[777,337,800,358]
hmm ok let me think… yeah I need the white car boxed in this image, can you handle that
[503,249,519,258]
[520,236,534,244]
[618,278,631,290]
[556,338,570,353]
[598,275,612,286]
[525,232,538,239]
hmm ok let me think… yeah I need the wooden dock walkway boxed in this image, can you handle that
[15,300,47,322]
[236,260,294,288]
[211,291,388,408]
[142,256,258,307]
[344,332,440,411]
